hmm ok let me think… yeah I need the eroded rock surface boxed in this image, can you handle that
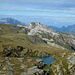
[0,57,50,75]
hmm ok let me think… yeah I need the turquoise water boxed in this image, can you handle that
[40,57,55,65]
[33,56,55,65]
[18,56,55,65]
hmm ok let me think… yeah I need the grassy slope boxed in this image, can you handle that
[0,24,71,75]
[0,24,67,58]
[0,32,67,58]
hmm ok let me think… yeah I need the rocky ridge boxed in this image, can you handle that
[26,22,58,36]
[24,22,75,50]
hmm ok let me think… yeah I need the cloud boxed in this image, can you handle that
[0,8,75,18]
[0,0,75,10]
[0,0,75,26]
[0,0,75,17]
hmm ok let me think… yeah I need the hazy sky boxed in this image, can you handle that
[0,0,75,27]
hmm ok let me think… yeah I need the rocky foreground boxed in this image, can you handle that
[0,52,75,75]
[0,57,50,75]
[51,52,75,75]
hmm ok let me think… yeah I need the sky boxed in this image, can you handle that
[0,0,75,27]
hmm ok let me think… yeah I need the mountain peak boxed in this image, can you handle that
[26,22,58,36]
[30,22,41,25]
[28,22,53,30]
[0,18,25,25]
[28,22,43,29]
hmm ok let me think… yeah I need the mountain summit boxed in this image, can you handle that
[24,22,75,50]
[0,18,25,25]
[26,22,58,36]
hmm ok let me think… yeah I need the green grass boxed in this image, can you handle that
[50,52,72,75]
[0,24,70,59]
[0,24,73,75]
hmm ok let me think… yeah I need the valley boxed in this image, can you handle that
[0,23,75,75]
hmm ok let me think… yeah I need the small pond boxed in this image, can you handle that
[33,56,55,65]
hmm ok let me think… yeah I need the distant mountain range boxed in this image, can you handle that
[49,25,75,34]
[0,18,25,25]
[0,17,75,34]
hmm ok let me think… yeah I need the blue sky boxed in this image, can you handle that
[0,0,75,27]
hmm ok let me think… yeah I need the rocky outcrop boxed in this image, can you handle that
[24,49,50,57]
[26,22,58,36]
[2,46,24,57]
[34,59,45,68]
[67,53,75,75]
[51,52,75,75]
[1,46,50,58]
[0,57,50,75]
[24,22,75,50]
